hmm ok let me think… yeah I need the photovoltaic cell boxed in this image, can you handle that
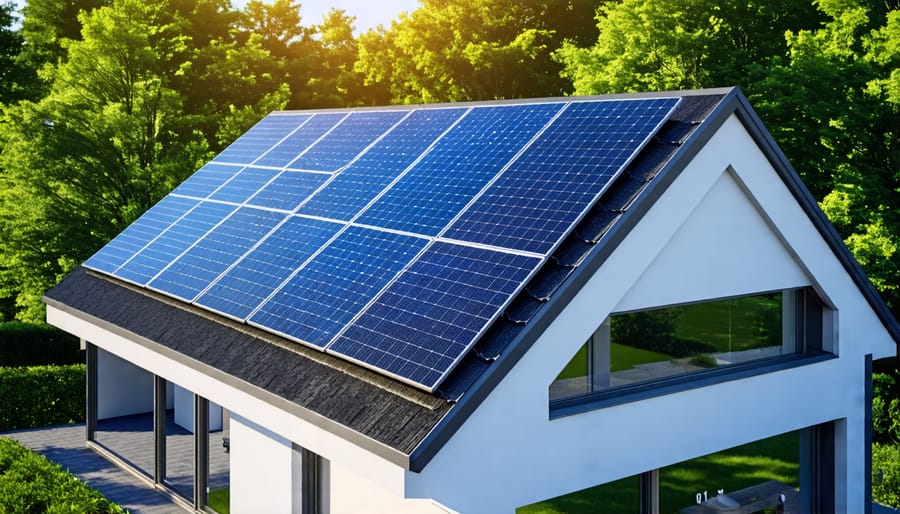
[114,201,238,285]
[83,196,199,274]
[355,103,563,236]
[209,167,281,204]
[214,114,311,165]
[148,207,286,301]
[253,113,345,168]
[299,107,467,221]
[196,216,343,320]
[249,226,427,347]
[246,171,330,211]
[287,110,409,172]
[328,242,541,390]
[445,98,679,254]
[169,163,243,199]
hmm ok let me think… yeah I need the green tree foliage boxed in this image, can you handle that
[0,365,85,432]
[558,0,900,317]
[356,0,602,103]
[0,1,40,105]
[0,0,210,322]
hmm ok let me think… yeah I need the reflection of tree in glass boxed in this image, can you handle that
[611,308,716,358]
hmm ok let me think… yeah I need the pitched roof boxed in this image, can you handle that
[44,87,900,471]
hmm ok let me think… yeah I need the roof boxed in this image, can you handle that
[44,87,900,471]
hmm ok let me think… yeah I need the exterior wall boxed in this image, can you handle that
[173,383,223,432]
[404,114,897,512]
[97,347,153,419]
[330,460,455,514]
[230,414,295,513]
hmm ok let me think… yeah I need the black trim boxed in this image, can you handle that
[550,353,835,419]
[85,343,97,442]
[153,375,167,485]
[639,470,658,514]
[866,354,873,514]
[195,395,210,509]
[301,448,322,514]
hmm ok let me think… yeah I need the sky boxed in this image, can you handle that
[10,0,421,33]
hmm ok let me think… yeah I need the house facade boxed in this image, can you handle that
[45,88,898,513]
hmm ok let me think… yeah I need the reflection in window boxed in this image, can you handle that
[551,290,803,401]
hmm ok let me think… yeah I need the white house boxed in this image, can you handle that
[44,88,899,513]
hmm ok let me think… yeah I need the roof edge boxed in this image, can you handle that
[43,293,413,469]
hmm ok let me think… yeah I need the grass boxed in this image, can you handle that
[610,343,672,372]
[674,295,780,353]
[208,487,230,513]
[518,432,798,514]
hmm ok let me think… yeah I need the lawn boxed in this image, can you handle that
[518,432,798,514]
[674,295,780,353]
[208,487,230,513]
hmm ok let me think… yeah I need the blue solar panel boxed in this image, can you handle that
[445,98,679,254]
[299,107,467,221]
[328,242,541,390]
[84,196,199,273]
[355,103,563,236]
[253,113,345,168]
[245,171,329,211]
[209,167,281,204]
[214,114,311,165]
[147,207,286,301]
[249,226,427,347]
[114,201,238,285]
[195,216,342,319]
[287,111,409,172]
[170,163,243,199]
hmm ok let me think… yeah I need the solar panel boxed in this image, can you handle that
[83,196,199,273]
[445,98,679,254]
[209,167,281,204]
[246,171,330,211]
[287,111,409,172]
[248,226,428,347]
[252,113,344,168]
[114,201,238,285]
[195,216,343,320]
[328,242,541,390]
[85,95,680,392]
[170,163,242,199]
[355,103,563,236]
[214,114,312,165]
[299,107,467,221]
[147,207,286,301]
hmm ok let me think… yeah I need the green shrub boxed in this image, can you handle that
[0,322,82,367]
[873,443,900,508]
[0,437,123,513]
[0,365,85,432]
[874,371,900,444]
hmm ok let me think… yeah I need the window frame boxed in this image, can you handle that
[550,288,833,419]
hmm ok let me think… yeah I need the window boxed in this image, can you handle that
[550,288,829,407]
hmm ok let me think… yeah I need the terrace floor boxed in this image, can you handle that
[2,413,230,514]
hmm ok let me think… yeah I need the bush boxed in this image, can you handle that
[0,322,82,367]
[0,365,85,432]
[874,371,900,444]
[0,437,123,513]
[873,443,900,508]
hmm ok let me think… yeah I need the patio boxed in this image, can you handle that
[3,414,230,514]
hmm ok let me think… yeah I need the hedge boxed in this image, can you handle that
[0,365,85,432]
[0,437,123,513]
[0,323,82,367]
[873,443,900,508]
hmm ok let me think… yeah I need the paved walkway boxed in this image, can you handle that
[2,423,184,514]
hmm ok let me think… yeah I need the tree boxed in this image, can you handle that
[0,0,209,322]
[0,1,41,105]
[356,0,603,103]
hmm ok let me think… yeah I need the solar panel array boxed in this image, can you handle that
[84,97,679,391]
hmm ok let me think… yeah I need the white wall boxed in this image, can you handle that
[403,114,896,513]
[172,383,223,432]
[97,347,153,419]
[330,460,455,514]
[230,414,295,514]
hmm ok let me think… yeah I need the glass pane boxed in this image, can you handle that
[517,475,640,513]
[609,292,786,387]
[165,382,194,501]
[661,431,800,513]
[207,407,231,513]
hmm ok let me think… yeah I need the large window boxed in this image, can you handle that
[551,289,827,404]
